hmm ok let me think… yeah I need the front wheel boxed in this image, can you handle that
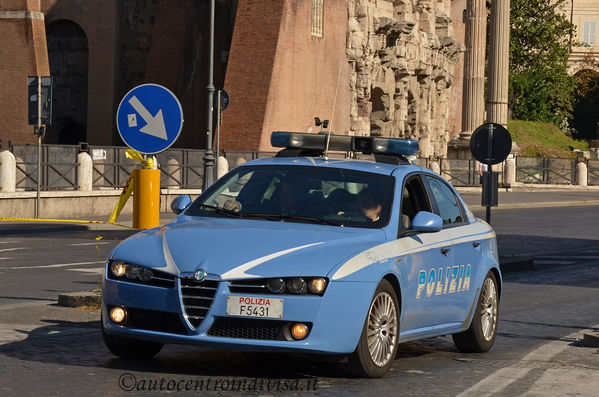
[344,279,399,378]
[102,316,163,359]
[453,271,499,352]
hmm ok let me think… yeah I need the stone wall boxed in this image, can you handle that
[346,0,461,158]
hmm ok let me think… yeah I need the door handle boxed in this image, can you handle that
[441,247,451,256]
[473,241,481,248]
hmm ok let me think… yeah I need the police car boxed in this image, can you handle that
[102,132,501,378]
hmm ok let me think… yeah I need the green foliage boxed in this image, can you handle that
[507,120,589,158]
[509,0,577,125]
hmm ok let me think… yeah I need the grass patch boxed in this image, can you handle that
[507,120,589,158]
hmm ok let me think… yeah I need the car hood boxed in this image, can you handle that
[110,216,387,279]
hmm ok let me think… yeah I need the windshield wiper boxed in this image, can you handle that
[243,213,342,226]
[197,203,242,218]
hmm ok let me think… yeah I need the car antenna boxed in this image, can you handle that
[323,58,343,161]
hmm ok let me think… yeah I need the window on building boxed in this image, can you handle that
[582,21,596,46]
[311,0,324,37]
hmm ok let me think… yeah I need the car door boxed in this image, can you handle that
[422,175,478,324]
[394,174,455,334]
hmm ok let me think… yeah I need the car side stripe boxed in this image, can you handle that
[332,222,494,280]
[220,242,324,280]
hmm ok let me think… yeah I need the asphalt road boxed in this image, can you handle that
[0,205,598,396]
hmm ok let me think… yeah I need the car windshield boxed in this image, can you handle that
[186,165,395,228]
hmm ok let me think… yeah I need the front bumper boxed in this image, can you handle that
[102,272,377,354]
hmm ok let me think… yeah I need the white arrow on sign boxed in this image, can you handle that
[128,96,167,140]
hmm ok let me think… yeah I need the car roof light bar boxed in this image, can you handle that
[271,131,419,157]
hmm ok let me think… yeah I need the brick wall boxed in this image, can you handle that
[0,0,50,146]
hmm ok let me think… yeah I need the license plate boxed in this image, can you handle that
[226,296,283,318]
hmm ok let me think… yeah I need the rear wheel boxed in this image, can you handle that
[453,271,499,352]
[344,279,399,378]
[101,315,163,359]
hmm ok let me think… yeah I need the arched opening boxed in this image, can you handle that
[570,68,599,140]
[370,87,389,136]
[45,19,89,144]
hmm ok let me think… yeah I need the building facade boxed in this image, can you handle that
[1,0,470,159]
[568,0,599,72]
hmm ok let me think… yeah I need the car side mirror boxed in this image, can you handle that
[403,211,443,236]
[171,195,191,215]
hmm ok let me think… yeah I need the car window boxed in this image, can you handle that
[424,176,465,226]
[400,175,431,232]
[186,165,395,228]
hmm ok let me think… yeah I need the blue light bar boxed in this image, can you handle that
[271,131,419,157]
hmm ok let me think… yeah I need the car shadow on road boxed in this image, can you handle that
[0,318,459,379]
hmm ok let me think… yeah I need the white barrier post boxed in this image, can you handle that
[577,162,588,187]
[77,152,93,191]
[217,156,229,179]
[505,158,516,186]
[0,150,16,192]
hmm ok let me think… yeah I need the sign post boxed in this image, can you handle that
[214,89,229,181]
[116,84,183,228]
[28,76,52,218]
[469,123,512,224]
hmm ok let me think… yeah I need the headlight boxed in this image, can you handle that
[286,277,307,294]
[308,277,327,294]
[266,278,285,293]
[125,264,140,279]
[138,267,153,281]
[110,261,127,277]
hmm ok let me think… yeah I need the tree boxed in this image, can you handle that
[508,0,576,126]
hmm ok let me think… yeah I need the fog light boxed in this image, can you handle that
[290,323,309,340]
[110,261,127,277]
[267,278,285,293]
[308,277,327,294]
[110,306,127,324]
[287,277,307,294]
[138,267,153,282]
[125,264,140,279]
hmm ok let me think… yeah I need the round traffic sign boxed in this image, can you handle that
[218,90,229,110]
[116,84,184,154]
[469,123,512,165]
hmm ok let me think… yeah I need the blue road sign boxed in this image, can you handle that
[116,84,183,154]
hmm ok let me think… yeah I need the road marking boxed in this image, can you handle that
[8,261,105,270]
[68,242,110,246]
[0,248,26,253]
[0,257,13,260]
[456,325,599,397]
[67,268,104,275]
[0,241,20,244]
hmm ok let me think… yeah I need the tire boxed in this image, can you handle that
[344,279,400,378]
[101,316,163,359]
[453,271,499,353]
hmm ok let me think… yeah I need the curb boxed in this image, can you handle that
[582,332,599,348]
[58,291,101,307]
[471,200,599,211]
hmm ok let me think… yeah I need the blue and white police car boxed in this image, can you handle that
[102,132,501,378]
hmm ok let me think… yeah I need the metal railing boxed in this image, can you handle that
[6,144,593,190]
[12,144,79,190]
[588,159,599,186]
[516,157,576,184]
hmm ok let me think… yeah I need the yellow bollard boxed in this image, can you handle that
[132,169,160,229]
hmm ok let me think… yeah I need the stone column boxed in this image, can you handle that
[487,0,510,126]
[460,0,487,139]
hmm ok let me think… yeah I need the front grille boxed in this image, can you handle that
[179,278,219,328]
[229,279,268,294]
[208,317,286,340]
[110,306,188,335]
